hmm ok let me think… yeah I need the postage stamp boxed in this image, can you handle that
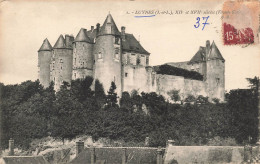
[222,0,259,45]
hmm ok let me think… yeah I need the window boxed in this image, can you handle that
[115,37,119,44]
[136,56,141,65]
[61,64,62,70]
[74,58,76,65]
[83,62,85,67]
[98,52,102,59]
[146,56,149,65]
[60,59,63,63]
[114,48,119,60]
[191,65,194,70]
[125,73,128,77]
[106,26,112,33]
[115,54,119,60]
[216,78,220,85]
[74,73,76,79]
[131,54,136,65]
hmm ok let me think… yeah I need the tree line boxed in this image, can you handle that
[0,76,259,149]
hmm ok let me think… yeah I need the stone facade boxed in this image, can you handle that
[38,14,225,101]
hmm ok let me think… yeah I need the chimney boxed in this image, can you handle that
[76,140,84,157]
[9,138,14,156]
[91,26,94,31]
[96,23,100,35]
[122,148,127,164]
[65,35,74,48]
[145,137,150,147]
[156,146,163,164]
[206,40,210,58]
[90,146,95,164]
[166,139,175,147]
[121,26,126,41]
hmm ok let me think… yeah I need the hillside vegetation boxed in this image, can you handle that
[0,76,259,150]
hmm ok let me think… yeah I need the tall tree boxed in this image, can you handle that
[106,81,118,108]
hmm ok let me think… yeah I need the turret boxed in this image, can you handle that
[93,13,122,96]
[51,34,73,91]
[72,28,94,80]
[38,38,52,88]
[206,41,225,101]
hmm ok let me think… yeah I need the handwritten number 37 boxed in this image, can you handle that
[194,16,209,30]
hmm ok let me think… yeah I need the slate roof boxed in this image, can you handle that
[189,47,206,64]
[38,39,52,52]
[53,35,67,49]
[75,28,92,43]
[121,34,150,55]
[0,156,49,164]
[70,147,162,164]
[86,28,98,43]
[208,41,225,61]
[98,14,121,36]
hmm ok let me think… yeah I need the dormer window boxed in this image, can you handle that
[106,25,112,33]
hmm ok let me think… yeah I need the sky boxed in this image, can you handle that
[0,0,259,91]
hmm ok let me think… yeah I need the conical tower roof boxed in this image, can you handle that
[98,14,121,36]
[38,38,52,52]
[53,35,66,49]
[74,28,92,43]
[208,41,225,61]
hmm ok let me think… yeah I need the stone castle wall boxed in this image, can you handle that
[93,35,122,96]
[38,50,52,88]
[72,42,94,80]
[206,59,225,101]
[50,48,73,91]
[154,74,206,101]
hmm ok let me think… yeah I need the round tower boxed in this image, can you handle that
[38,38,52,88]
[206,41,225,102]
[93,14,122,96]
[72,28,94,80]
[51,34,73,91]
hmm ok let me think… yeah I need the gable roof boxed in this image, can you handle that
[1,156,49,164]
[70,147,162,164]
[75,28,92,43]
[122,34,150,55]
[53,35,66,49]
[208,41,225,61]
[98,14,121,36]
[189,47,206,64]
[38,39,52,52]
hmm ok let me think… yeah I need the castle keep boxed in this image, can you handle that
[38,14,225,101]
